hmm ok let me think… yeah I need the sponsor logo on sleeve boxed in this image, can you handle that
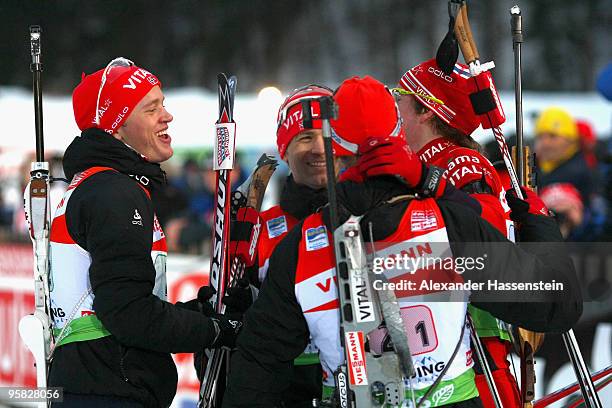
[305,226,329,251]
[266,215,288,238]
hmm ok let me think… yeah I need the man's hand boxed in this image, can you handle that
[174,285,216,312]
[342,136,447,198]
[194,286,244,349]
[222,278,257,314]
[229,207,262,267]
[356,136,424,187]
[209,313,243,349]
[506,188,550,222]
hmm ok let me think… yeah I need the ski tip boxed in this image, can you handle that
[217,73,237,90]
[228,75,237,89]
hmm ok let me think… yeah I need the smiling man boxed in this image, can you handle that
[247,84,345,407]
[47,58,241,408]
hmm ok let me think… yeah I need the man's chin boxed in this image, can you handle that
[310,176,328,190]
[151,147,174,163]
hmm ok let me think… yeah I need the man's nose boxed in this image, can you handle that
[162,107,173,123]
[311,133,325,154]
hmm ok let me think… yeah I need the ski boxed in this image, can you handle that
[199,73,237,408]
[199,153,278,408]
[310,96,411,408]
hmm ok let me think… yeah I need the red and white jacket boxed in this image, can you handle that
[417,138,512,238]
[295,199,473,394]
[49,166,168,344]
[257,205,299,282]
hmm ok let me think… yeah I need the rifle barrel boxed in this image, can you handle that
[511,6,525,186]
[30,25,44,162]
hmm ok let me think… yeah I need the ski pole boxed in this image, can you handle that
[561,330,602,408]
[315,96,354,407]
[533,364,611,407]
[468,315,503,408]
[456,2,601,406]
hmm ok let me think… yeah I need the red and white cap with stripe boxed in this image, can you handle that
[276,84,334,159]
[398,58,480,136]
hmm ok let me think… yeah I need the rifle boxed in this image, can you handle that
[18,25,53,408]
[507,5,603,408]
[507,7,545,407]
[453,2,602,407]
[435,2,506,406]
[310,95,413,408]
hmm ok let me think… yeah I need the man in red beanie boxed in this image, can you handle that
[48,58,242,408]
[252,84,340,407]
[395,58,520,408]
[222,76,581,408]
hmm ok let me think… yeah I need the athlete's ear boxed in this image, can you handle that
[418,108,435,124]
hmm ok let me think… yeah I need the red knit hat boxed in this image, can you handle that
[72,57,161,134]
[398,58,480,136]
[540,183,584,212]
[331,76,404,155]
[276,84,333,159]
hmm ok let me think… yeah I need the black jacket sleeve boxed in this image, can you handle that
[439,200,583,333]
[67,172,217,353]
[223,223,310,407]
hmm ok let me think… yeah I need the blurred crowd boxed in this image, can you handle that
[151,153,251,254]
[1,106,611,252]
[484,108,611,242]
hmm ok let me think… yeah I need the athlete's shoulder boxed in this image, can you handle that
[261,205,284,220]
[445,146,492,166]
[443,148,500,190]
[71,169,151,211]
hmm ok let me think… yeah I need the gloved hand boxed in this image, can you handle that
[209,313,243,349]
[342,136,447,198]
[174,285,216,313]
[338,165,364,183]
[222,278,257,314]
[195,286,244,349]
[506,187,550,222]
[356,136,424,187]
[229,207,262,267]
